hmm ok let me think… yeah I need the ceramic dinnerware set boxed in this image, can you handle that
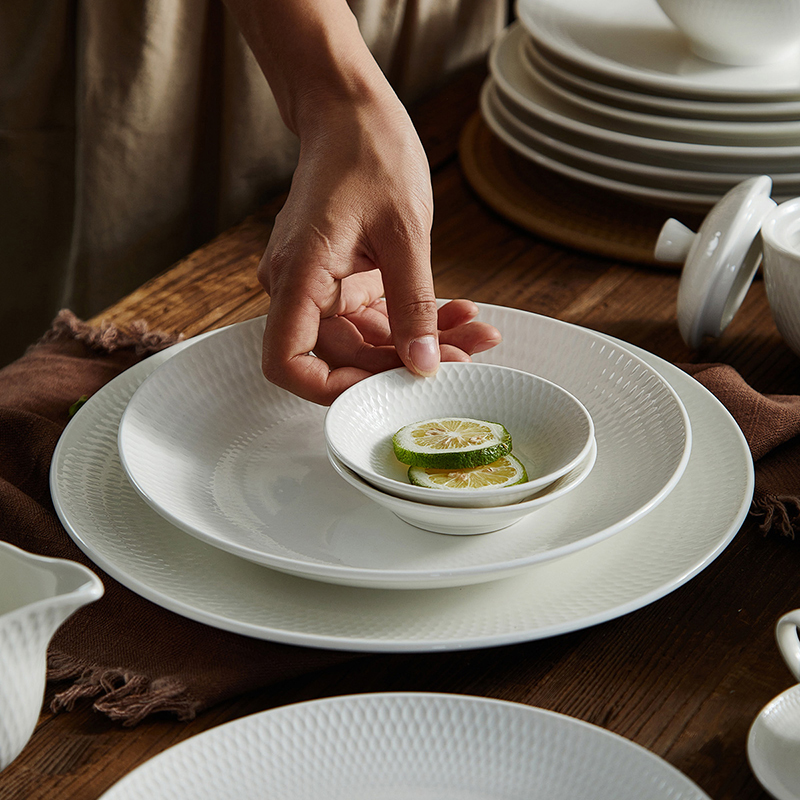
[44,305,756,796]
[481,0,800,211]
[110,314,693,592]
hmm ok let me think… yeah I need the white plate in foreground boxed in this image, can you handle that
[99,693,711,800]
[114,313,688,589]
[50,303,751,652]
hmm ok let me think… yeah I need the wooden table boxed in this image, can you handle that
[2,66,800,800]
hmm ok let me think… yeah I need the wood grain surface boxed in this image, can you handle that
[2,63,799,800]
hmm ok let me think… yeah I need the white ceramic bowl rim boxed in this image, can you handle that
[324,362,595,502]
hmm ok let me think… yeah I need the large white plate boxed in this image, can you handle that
[98,693,711,800]
[490,24,800,174]
[50,303,753,652]
[515,0,800,101]
[116,315,688,589]
[482,80,719,212]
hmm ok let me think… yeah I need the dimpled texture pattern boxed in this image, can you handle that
[50,305,753,651]
[748,684,800,800]
[0,544,102,770]
[327,363,594,502]
[112,314,688,588]
[100,694,711,800]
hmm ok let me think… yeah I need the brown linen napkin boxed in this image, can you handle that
[682,363,800,538]
[0,311,357,726]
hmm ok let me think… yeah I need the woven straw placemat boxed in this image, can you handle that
[458,112,703,267]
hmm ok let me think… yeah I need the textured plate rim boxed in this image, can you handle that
[98,692,712,800]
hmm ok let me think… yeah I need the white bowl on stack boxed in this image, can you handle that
[480,0,800,210]
[323,362,596,533]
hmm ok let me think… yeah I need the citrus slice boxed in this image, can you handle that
[392,417,512,469]
[408,454,528,491]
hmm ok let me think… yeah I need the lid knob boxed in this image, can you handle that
[654,219,697,263]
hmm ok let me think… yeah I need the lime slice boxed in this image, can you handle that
[408,454,528,491]
[392,417,512,469]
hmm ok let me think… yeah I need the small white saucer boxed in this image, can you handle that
[748,684,800,800]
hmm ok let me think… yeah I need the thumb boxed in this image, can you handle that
[378,232,440,377]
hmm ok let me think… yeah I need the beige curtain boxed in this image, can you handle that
[0,0,505,366]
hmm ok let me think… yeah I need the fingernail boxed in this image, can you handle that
[409,335,440,376]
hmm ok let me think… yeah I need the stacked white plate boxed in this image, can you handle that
[50,304,753,653]
[481,0,800,211]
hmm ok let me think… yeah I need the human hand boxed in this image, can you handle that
[257,91,500,405]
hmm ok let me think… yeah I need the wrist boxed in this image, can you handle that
[225,0,393,137]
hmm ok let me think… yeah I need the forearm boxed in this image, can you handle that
[223,0,393,137]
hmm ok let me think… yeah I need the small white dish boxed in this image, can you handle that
[748,609,800,800]
[515,0,800,100]
[98,693,712,800]
[50,305,749,651]
[326,440,597,535]
[324,362,595,508]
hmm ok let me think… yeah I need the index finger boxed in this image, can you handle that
[262,279,371,405]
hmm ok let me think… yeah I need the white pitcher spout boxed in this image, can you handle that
[0,542,103,771]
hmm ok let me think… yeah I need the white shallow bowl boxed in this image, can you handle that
[98,693,711,800]
[113,314,689,590]
[327,440,597,535]
[324,362,595,508]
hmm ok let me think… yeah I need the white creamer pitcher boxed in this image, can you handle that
[0,541,103,771]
